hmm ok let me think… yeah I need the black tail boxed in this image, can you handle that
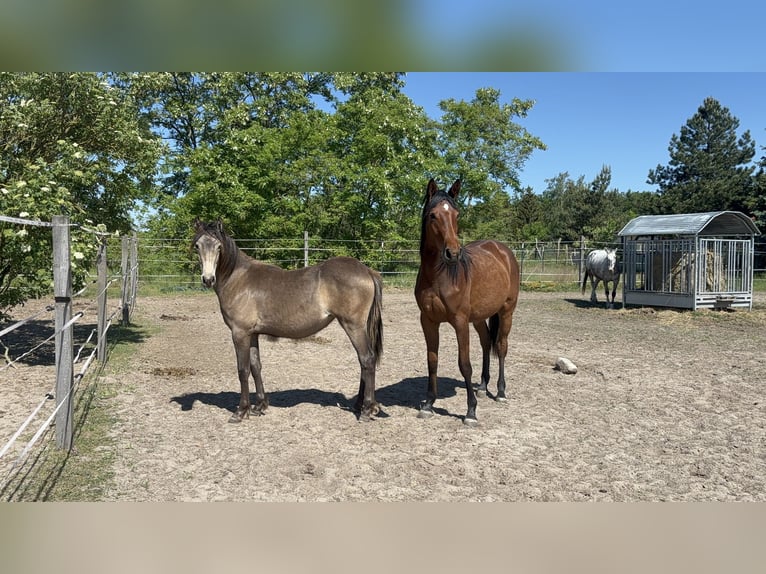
[488,313,501,358]
[581,269,589,295]
[366,272,383,367]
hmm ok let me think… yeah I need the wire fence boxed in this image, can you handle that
[138,232,766,293]
[0,215,138,495]
[138,234,617,291]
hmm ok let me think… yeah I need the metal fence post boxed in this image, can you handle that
[52,215,74,451]
[121,236,130,326]
[130,232,138,310]
[96,236,107,363]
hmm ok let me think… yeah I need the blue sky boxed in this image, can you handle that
[410,1,765,72]
[401,73,766,194]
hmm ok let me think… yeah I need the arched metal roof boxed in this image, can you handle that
[618,211,761,237]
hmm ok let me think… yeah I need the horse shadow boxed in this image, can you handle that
[169,376,466,421]
[564,297,622,310]
[564,297,597,309]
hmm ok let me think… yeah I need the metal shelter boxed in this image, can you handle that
[618,211,761,310]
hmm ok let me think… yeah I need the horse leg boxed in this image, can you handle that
[453,319,478,426]
[493,309,514,402]
[603,280,612,309]
[590,277,599,303]
[611,277,620,309]
[230,333,253,422]
[472,320,491,397]
[249,334,269,415]
[338,319,380,421]
[418,315,440,419]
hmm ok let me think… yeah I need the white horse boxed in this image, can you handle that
[582,248,620,309]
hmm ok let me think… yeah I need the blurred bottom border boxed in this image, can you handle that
[1,502,763,574]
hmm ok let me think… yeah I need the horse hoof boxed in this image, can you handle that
[417,409,434,419]
[495,396,508,403]
[475,389,487,398]
[463,416,479,427]
[228,414,243,423]
[250,403,268,416]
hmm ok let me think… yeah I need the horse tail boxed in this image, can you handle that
[488,313,501,358]
[581,267,589,294]
[366,271,384,367]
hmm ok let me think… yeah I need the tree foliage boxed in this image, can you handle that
[0,73,162,315]
[130,76,548,246]
[648,97,756,214]
[3,74,764,316]
[436,87,546,234]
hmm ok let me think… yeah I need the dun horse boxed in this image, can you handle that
[414,179,520,426]
[581,248,620,309]
[192,220,383,422]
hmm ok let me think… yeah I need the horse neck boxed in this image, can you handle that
[419,230,470,286]
[419,230,442,267]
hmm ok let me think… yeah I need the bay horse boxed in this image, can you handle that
[414,179,520,426]
[192,219,383,422]
[581,248,620,309]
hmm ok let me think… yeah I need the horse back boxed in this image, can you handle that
[466,239,519,282]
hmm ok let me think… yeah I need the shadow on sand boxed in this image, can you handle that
[170,375,468,421]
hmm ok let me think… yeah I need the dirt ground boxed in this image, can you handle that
[2,288,766,501]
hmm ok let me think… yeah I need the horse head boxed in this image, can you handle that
[193,219,224,288]
[604,247,618,273]
[422,178,462,266]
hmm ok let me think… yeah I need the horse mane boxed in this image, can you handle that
[419,190,471,282]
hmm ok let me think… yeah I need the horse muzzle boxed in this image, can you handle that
[442,246,462,266]
[201,274,216,288]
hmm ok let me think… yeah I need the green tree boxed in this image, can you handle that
[435,87,546,235]
[0,73,161,315]
[538,166,632,242]
[129,73,338,240]
[138,73,437,251]
[119,74,549,271]
[751,140,766,269]
[510,187,549,240]
[322,73,438,243]
[647,97,756,214]
[749,139,766,231]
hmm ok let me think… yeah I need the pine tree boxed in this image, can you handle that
[647,97,755,214]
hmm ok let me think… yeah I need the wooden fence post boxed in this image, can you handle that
[96,237,107,363]
[52,215,74,451]
[304,231,309,267]
[579,235,586,284]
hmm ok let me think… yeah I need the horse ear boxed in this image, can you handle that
[448,179,461,199]
[194,218,203,230]
[216,218,224,233]
[426,178,438,201]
